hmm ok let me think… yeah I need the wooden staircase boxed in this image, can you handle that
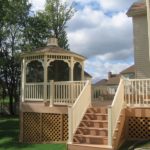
[68,106,113,150]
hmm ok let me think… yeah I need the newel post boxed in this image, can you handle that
[108,106,112,146]
[68,106,73,144]
[50,80,54,107]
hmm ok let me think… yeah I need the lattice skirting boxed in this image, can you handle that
[23,112,68,143]
[128,117,150,139]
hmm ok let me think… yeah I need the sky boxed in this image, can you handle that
[29,0,138,83]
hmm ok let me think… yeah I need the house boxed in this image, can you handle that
[120,65,135,79]
[84,71,92,81]
[106,72,120,95]
[127,0,150,78]
[93,65,135,101]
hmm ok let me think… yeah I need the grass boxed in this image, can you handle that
[119,140,150,150]
[0,116,67,150]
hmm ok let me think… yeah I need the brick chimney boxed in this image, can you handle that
[108,72,112,79]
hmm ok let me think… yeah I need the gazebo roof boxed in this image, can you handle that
[21,45,86,60]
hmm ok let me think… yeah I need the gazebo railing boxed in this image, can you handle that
[24,81,87,105]
[53,81,86,105]
[25,83,44,101]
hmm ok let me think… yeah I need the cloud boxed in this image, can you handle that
[85,56,133,83]
[67,8,133,58]
[29,0,46,12]
[99,0,137,12]
[30,0,136,81]
[66,1,136,81]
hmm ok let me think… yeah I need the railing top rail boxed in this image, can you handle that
[25,80,87,85]
[25,82,44,85]
[54,80,87,84]
[124,78,150,81]
[72,80,89,108]
[111,79,124,107]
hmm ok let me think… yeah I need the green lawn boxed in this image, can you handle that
[119,140,150,150]
[0,116,67,150]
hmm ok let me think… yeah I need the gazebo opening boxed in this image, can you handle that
[26,60,44,83]
[74,62,82,81]
[48,60,69,81]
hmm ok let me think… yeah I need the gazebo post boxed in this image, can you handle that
[81,62,84,81]
[44,55,48,101]
[70,57,74,81]
[21,58,25,102]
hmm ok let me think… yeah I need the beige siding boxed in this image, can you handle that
[133,15,150,78]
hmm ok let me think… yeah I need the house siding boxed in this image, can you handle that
[133,15,150,78]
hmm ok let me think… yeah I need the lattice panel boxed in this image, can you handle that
[23,112,41,143]
[62,114,68,141]
[42,113,62,142]
[23,112,68,143]
[128,117,150,139]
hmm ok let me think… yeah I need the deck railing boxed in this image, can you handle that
[24,81,86,105]
[108,78,150,147]
[124,79,150,107]
[68,80,91,143]
[108,79,125,146]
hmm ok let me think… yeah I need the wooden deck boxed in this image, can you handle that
[21,101,68,114]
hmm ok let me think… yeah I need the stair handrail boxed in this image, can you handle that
[68,80,91,144]
[108,78,125,146]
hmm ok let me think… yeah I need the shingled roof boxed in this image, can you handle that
[94,79,108,86]
[120,65,135,74]
[84,71,92,78]
[127,1,146,17]
[21,45,86,60]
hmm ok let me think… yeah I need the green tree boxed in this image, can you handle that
[39,0,74,50]
[0,0,74,114]
[0,0,31,114]
[22,15,51,51]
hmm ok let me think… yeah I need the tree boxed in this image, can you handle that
[39,0,74,50]
[22,15,51,51]
[0,0,31,114]
[0,0,74,114]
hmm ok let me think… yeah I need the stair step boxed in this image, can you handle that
[87,107,108,114]
[84,113,108,120]
[80,120,108,128]
[77,127,108,136]
[68,144,113,150]
[74,134,108,145]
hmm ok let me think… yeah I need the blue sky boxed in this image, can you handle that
[30,0,138,82]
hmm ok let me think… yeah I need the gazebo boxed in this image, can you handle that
[20,38,92,145]
[21,38,86,105]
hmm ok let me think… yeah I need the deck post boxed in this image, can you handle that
[68,106,73,144]
[108,106,112,146]
[50,80,54,107]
